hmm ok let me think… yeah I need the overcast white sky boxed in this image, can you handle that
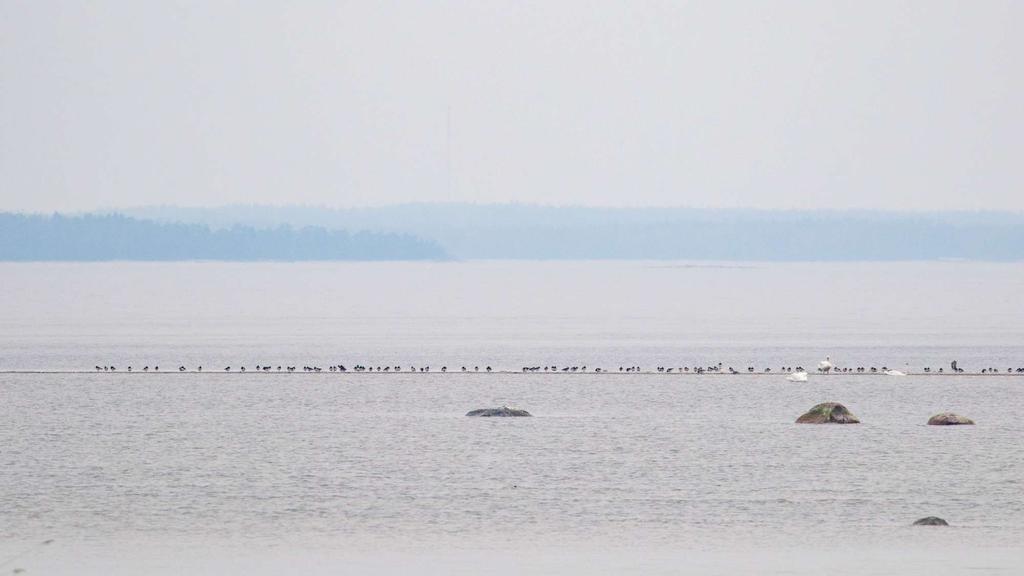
[1,1,1021,212]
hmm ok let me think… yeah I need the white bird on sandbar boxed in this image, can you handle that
[817,356,833,373]
[884,369,907,376]
[786,370,809,382]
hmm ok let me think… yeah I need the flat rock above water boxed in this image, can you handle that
[466,406,532,417]
[913,516,949,526]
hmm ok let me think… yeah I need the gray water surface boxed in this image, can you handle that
[1,261,1022,574]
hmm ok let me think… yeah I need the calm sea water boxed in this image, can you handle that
[1,261,1022,574]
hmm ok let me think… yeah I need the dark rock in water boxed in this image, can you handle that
[466,406,532,417]
[795,402,860,424]
[913,516,949,526]
[927,413,975,425]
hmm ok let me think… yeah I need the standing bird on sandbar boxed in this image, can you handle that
[817,356,833,374]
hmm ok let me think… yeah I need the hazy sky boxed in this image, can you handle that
[1,1,1021,212]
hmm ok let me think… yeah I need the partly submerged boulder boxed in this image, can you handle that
[927,413,975,426]
[913,516,949,526]
[466,406,532,417]
[796,402,860,424]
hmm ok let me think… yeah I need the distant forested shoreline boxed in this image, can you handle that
[0,213,446,261]
[3,205,1024,261]
[127,204,1024,262]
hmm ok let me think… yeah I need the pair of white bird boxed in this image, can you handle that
[785,356,906,382]
[784,356,831,382]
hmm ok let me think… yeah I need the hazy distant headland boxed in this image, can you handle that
[124,203,1024,262]
[0,213,446,261]
[3,205,1023,261]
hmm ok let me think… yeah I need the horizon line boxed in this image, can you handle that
[8,203,1024,217]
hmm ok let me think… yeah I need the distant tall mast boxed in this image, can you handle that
[445,104,452,197]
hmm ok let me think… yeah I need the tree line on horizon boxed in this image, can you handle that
[128,203,1024,261]
[0,212,446,261]
[3,207,1023,261]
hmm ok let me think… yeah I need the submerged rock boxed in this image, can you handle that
[927,413,975,426]
[466,406,532,417]
[913,516,949,526]
[795,402,860,424]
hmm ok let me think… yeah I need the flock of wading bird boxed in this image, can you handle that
[89,357,1024,376]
